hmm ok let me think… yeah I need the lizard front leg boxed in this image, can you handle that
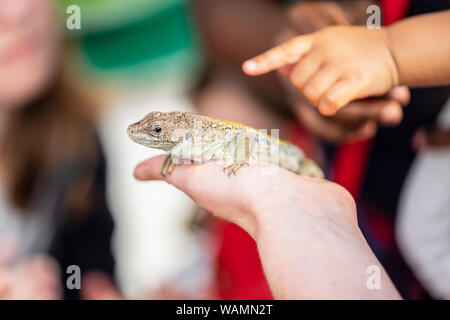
[223,132,254,176]
[223,163,250,176]
[160,154,173,177]
[162,138,207,176]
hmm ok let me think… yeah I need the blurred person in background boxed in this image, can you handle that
[64,0,213,299]
[0,0,118,299]
[397,98,450,300]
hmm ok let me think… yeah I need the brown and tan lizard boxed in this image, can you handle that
[127,111,323,179]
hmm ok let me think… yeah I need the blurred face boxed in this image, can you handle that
[0,0,59,109]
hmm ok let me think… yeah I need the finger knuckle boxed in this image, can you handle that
[323,92,340,110]
[334,183,357,211]
[280,41,297,64]
[290,72,305,90]
[303,84,320,103]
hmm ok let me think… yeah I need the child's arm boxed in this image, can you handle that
[388,10,450,87]
[243,10,450,115]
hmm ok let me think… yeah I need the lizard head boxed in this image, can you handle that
[127,111,191,151]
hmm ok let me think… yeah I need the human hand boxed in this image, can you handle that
[0,267,12,299]
[273,3,408,143]
[412,127,450,151]
[134,155,356,238]
[134,156,400,299]
[5,255,62,300]
[81,272,122,300]
[284,0,375,33]
[243,26,400,116]
[289,85,410,143]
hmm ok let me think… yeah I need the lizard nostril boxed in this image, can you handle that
[127,125,136,136]
[128,121,141,135]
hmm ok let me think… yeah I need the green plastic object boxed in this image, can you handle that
[60,0,202,78]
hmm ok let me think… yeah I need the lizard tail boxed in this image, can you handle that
[297,157,324,179]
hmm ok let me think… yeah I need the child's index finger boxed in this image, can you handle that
[242,35,313,76]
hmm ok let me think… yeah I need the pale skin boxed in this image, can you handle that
[243,10,450,115]
[134,156,401,299]
[0,255,62,300]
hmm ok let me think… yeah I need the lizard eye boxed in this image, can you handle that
[151,126,162,136]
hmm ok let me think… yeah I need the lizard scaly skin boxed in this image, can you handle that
[127,111,324,179]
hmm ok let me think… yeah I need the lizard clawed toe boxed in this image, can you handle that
[223,163,245,177]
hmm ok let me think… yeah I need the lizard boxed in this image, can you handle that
[127,111,324,179]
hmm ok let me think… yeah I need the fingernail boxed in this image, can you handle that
[361,122,376,137]
[243,60,258,73]
[319,104,337,116]
[134,166,148,180]
[380,105,401,125]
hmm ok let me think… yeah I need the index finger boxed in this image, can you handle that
[242,35,313,76]
[388,86,410,106]
[134,155,227,193]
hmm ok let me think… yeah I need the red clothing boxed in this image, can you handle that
[216,222,272,299]
[214,121,311,300]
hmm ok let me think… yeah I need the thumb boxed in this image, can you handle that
[134,155,167,181]
[134,155,204,193]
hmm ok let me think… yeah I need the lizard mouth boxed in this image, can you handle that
[127,127,174,150]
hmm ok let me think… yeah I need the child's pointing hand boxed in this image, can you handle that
[243,26,400,116]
